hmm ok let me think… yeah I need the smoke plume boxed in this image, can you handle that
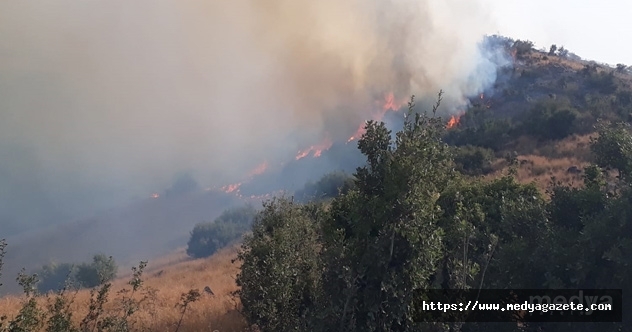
[0,0,501,234]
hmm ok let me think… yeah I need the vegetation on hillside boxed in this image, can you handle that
[36,254,118,293]
[186,205,257,259]
[294,171,355,202]
[2,36,632,331]
[235,95,632,331]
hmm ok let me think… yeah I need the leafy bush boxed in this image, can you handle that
[444,118,515,151]
[586,71,618,95]
[75,254,117,289]
[36,254,117,293]
[512,39,534,59]
[616,63,628,73]
[186,205,257,258]
[186,222,245,259]
[520,100,578,140]
[453,145,495,175]
[235,198,322,332]
[36,263,75,293]
[590,120,632,180]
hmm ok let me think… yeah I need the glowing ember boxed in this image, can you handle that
[221,182,242,193]
[150,193,160,199]
[215,160,272,198]
[296,137,333,160]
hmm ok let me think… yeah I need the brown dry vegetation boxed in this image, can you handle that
[0,245,247,332]
[486,134,595,192]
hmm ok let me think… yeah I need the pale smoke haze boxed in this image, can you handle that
[0,0,501,234]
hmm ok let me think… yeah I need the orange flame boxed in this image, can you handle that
[347,123,367,143]
[347,92,405,143]
[150,193,160,199]
[382,92,402,112]
[446,113,463,129]
[480,93,484,100]
[296,137,333,160]
[248,161,268,177]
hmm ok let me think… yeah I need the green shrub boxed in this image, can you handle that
[586,71,618,95]
[186,205,257,259]
[520,101,578,140]
[453,145,495,175]
[36,254,117,292]
[75,254,117,288]
[512,39,534,59]
[36,263,75,293]
[186,221,246,259]
[445,118,515,151]
[235,198,322,332]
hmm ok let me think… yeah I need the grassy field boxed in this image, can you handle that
[0,245,248,332]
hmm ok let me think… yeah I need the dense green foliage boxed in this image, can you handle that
[519,100,578,140]
[235,198,323,331]
[235,94,632,332]
[186,205,257,258]
[453,145,495,175]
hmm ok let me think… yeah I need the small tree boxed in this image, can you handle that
[319,94,455,331]
[36,263,76,293]
[235,197,323,332]
[548,44,558,56]
[512,40,534,59]
[558,46,569,58]
[616,63,628,73]
[186,221,245,259]
[590,120,632,181]
[186,205,256,258]
[75,254,117,288]
[453,145,494,175]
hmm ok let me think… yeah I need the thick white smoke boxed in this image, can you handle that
[0,0,501,234]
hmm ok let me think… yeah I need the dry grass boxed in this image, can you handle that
[535,134,594,161]
[0,245,248,332]
[487,154,587,193]
[485,134,596,193]
[514,154,587,190]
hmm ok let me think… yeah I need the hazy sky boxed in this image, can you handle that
[486,0,632,65]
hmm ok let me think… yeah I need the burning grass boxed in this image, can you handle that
[0,245,247,332]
